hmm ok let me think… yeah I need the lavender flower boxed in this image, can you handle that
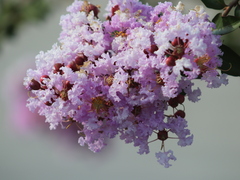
[156,150,177,168]
[24,0,228,167]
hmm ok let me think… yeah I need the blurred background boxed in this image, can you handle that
[0,0,240,179]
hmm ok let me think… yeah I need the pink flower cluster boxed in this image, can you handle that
[24,0,228,167]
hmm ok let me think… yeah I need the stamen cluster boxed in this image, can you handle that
[24,0,228,167]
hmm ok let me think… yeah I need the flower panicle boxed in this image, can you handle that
[24,0,228,167]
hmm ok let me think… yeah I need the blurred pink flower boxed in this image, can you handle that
[2,54,47,133]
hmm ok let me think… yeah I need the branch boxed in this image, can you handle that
[222,0,239,17]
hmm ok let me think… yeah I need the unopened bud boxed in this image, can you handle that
[29,79,41,90]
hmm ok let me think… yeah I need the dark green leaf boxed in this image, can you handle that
[234,4,240,18]
[219,44,240,76]
[201,0,226,10]
[212,13,240,35]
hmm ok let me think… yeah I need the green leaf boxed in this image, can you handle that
[22,0,50,21]
[234,4,240,18]
[219,44,240,76]
[212,13,240,35]
[201,0,226,10]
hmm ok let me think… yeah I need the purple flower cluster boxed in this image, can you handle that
[24,0,228,167]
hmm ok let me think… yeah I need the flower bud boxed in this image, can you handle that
[111,5,119,16]
[40,75,50,84]
[67,61,79,72]
[166,56,176,66]
[176,94,185,104]
[174,110,186,118]
[81,1,99,18]
[149,44,159,54]
[168,98,178,108]
[29,79,41,90]
[171,37,184,46]
[53,63,64,74]
[75,53,87,65]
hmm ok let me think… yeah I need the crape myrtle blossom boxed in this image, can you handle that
[24,0,228,167]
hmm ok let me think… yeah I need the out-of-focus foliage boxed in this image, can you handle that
[201,0,240,35]
[235,4,240,17]
[212,13,240,35]
[201,0,226,10]
[220,44,240,76]
[0,0,50,44]
[201,0,240,76]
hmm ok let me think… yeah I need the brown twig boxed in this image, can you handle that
[222,0,239,17]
